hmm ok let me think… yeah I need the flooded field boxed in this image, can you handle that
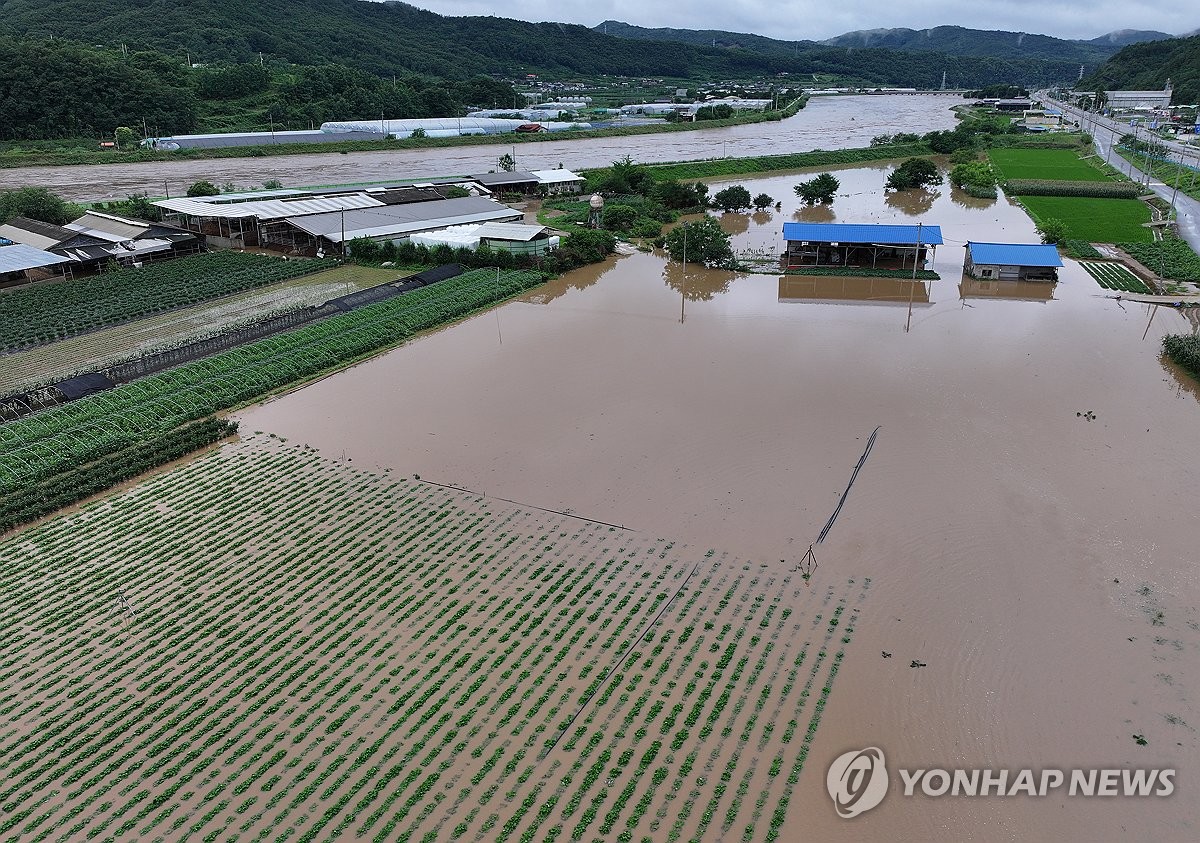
[238,164,1200,840]
[0,95,961,202]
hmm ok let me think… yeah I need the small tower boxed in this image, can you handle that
[587,193,604,229]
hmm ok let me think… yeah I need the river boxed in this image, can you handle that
[0,95,961,202]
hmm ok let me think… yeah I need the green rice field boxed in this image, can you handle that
[1017,196,1153,243]
[988,148,1112,182]
[0,437,865,843]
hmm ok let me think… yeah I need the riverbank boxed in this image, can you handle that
[0,108,800,170]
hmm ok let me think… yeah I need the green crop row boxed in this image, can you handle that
[0,268,545,497]
[0,252,333,353]
[1079,262,1153,294]
[1005,179,1141,199]
[1118,238,1200,282]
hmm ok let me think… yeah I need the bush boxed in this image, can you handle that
[793,173,840,204]
[602,204,639,232]
[885,158,942,191]
[712,185,752,212]
[186,180,220,197]
[1036,218,1070,245]
[1163,335,1200,381]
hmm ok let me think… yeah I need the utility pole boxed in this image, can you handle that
[912,222,923,281]
[340,208,346,259]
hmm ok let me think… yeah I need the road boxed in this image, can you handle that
[1041,94,1200,254]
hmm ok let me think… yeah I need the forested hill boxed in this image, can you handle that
[595,20,1168,66]
[3,0,1090,85]
[1082,34,1200,105]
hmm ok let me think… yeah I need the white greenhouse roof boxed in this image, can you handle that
[288,198,521,243]
[155,194,385,220]
[474,223,549,242]
[531,169,584,184]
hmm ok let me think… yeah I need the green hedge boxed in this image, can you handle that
[0,417,236,534]
[1004,179,1141,198]
[1163,335,1200,382]
[783,267,940,280]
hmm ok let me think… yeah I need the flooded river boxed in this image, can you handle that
[239,164,1200,841]
[0,95,960,202]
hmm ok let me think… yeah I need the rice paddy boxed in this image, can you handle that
[1016,196,1153,243]
[988,148,1112,182]
[0,436,865,843]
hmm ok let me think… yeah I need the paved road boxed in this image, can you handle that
[1041,95,1200,255]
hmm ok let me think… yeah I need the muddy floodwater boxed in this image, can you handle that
[239,165,1199,841]
[0,95,960,201]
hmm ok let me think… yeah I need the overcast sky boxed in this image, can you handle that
[397,1,1197,42]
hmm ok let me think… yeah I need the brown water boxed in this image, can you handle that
[237,167,1200,841]
[0,95,960,201]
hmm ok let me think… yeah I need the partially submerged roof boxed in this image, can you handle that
[0,243,73,273]
[782,222,944,246]
[288,197,521,243]
[967,242,1063,267]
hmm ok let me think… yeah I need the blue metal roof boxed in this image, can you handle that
[782,223,943,245]
[967,242,1063,267]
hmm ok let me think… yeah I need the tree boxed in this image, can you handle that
[664,217,734,267]
[793,173,840,204]
[497,153,516,172]
[0,187,81,225]
[752,193,774,211]
[602,204,638,232]
[712,185,752,212]
[948,161,997,190]
[1036,218,1070,244]
[114,126,139,151]
[186,180,221,197]
[885,158,942,191]
[654,179,705,210]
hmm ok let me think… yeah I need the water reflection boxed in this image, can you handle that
[884,189,939,216]
[950,186,997,209]
[521,257,611,304]
[778,275,931,305]
[793,204,836,223]
[958,277,1056,301]
[1160,352,1200,402]
[718,212,751,236]
[750,210,774,228]
[663,261,735,301]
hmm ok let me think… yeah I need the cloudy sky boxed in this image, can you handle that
[397,0,1197,42]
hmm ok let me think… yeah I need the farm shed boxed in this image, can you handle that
[531,169,585,195]
[470,171,541,195]
[156,193,388,249]
[782,223,943,270]
[0,242,72,287]
[964,242,1062,281]
[279,197,523,255]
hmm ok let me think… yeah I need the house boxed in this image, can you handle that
[963,242,1062,281]
[0,241,72,287]
[531,169,585,195]
[782,223,943,270]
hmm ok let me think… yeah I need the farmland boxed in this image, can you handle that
[1016,195,1153,243]
[0,437,865,843]
[988,148,1112,182]
[0,268,547,508]
[0,253,333,353]
[1078,261,1153,294]
[0,265,403,397]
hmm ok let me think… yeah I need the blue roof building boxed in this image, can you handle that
[964,242,1062,281]
[782,222,943,270]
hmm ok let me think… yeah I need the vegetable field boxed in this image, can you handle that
[0,269,546,497]
[0,265,402,397]
[0,253,333,353]
[1079,262,1153,294]
[0,437,866,843]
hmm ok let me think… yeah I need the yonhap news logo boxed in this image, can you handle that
[826,747,1175,818]
[826,747,889,818]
